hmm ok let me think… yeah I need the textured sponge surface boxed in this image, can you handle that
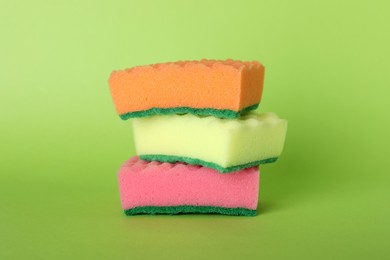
[109,59,265,118]
[118,157,260,213]
[133,112,287,171]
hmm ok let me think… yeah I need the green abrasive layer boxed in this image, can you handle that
[119,104,259,120]
[139,154,278,173]
[124,205,256,216]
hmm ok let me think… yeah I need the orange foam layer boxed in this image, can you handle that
[108,59,265,114]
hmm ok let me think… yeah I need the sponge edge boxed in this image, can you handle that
[119,157,260,215]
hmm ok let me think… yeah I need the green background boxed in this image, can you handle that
[1,0,389,259]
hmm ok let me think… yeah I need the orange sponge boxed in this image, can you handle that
[109,59,265,119]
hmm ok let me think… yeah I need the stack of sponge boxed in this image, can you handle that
[109,59,287,216]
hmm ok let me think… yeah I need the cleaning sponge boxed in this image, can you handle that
[119,156,260,216]
[109,59,265,119]
[133,112,287,173]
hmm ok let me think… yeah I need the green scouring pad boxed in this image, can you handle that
[140,154,278,173]
[124,206,257,216]
[119,104,259,120]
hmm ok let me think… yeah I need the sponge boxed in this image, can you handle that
[119,157,260,216]
[109,59,265,119]
[133,112,287,173]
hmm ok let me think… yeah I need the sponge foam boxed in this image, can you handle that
[109,59,265,119]
[119,157,260,216]
[133,112,287,172]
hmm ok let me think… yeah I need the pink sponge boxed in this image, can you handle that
[118,157,260,216]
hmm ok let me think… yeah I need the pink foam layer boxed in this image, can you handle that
[118,157,260,210]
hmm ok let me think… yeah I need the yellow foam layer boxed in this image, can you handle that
[132,112,288,168]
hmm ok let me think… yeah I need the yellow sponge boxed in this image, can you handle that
[133,112,288,173]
